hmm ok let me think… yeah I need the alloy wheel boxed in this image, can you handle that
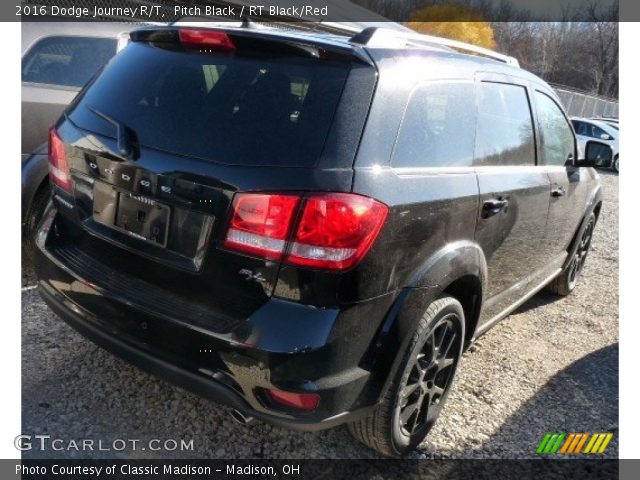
[397,315,462,437]
[568,218,595,286]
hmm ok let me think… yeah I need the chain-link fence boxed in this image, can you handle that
[552,84,619,119]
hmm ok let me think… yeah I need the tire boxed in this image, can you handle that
[547,213,596,296]
[22,184,50,263]
[613,156,619,173]
[347,296,465,457]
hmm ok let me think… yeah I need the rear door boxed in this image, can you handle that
[472,75,551,326]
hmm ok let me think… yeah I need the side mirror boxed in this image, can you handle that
[600,133,613,141]
[578,141,613,168]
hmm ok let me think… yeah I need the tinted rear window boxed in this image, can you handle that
[391,81,476,168]
[68,42,351,167]
[475,82,535,167]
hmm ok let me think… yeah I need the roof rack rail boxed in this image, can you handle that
[350,27,520,67]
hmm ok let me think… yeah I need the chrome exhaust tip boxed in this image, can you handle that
[230,409,254,425]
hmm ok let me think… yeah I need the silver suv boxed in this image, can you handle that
[21,22,133,256]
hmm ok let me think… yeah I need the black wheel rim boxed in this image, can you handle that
[569,219,594,285]
[397,315,462,437]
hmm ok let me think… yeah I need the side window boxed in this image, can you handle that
[22,36,117,88]
[475,82,536,166]
[535,92,575,166]
[573,120,588,136]
[391,82,476,168]
[590,124,610,140]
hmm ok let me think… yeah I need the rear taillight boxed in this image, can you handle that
[48,128,72,192]
[223,192,388,271]
[287,194,388,270]
[178,29,236,51]
[224,194,299,261]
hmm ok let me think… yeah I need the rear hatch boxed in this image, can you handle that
[48,26,375,332]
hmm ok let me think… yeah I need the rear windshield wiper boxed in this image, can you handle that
[88,106,139,160]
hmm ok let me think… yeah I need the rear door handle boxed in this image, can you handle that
[482,198,509,218]
[551,186,566,197]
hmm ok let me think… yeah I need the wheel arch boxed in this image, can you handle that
[593,200,603,221]
[21,146,50,225]
[442,275,483,349]
[25,176,51,223]
[360,240,487,400]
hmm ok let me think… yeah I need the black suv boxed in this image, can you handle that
[35,24,612,456]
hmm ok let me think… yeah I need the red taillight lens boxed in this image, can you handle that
[287,194,388,270]
[224,194,299,260]
[267,389,320,411]
[224,192,388,271]
[178,29,236,51]
[48,128,72,192]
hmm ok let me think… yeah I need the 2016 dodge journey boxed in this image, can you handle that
[35,24,612,456]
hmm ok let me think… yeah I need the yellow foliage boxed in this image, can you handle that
[406,5,496,50]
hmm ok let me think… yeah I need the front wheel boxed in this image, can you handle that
[613,156,619,173]
[347,296,465,457]
[547,213,595,296]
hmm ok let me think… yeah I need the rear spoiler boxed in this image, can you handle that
[129,25,374,64]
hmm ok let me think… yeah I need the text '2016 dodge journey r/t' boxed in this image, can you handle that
[36,24,612,456]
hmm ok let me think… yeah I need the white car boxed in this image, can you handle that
[592,118,619,131]
[572,117,619,172]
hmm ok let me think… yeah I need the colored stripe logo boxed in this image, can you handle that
[537,432,613,454]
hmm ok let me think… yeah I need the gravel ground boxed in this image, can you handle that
[21,172,618,459]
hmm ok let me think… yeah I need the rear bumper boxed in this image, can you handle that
[37,283,373,431]
[35,208,381,431]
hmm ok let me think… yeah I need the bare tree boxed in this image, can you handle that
[351,0,619,99]
[493,19,618,98]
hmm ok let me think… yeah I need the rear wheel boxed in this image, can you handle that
[347,296,465,457]
[547,213,595,296]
